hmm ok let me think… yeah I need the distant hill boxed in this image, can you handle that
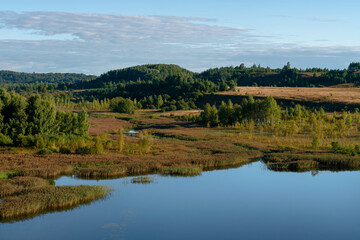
[0,70,96,84]
[73,64,218,100]
[75,64,196,89]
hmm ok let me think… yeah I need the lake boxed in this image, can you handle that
[1,161,360,240]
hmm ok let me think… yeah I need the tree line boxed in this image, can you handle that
[179,96,359,151]
[3,63,360,113]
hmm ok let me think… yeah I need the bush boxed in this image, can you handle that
[75,146,95,155]
[19,135,36,147]
[331,142,360,156]
[0,133,13,146]
[331,142,342,153]
[110,97,135,114]
[38,148,53,155]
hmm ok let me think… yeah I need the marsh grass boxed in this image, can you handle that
[77,165,127,178]
[264,152,360,171]
[0,177,47,197]
[0,185,110,221]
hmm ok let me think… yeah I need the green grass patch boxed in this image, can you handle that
[0,170,23,180]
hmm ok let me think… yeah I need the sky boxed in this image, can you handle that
[1,0,360,74]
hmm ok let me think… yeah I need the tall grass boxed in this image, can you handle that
[264,152,360,171]
[0,184,110,221]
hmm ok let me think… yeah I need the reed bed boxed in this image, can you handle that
[77,165,127,178]
[0,185,110,221]
[0,176,49,198]
[264,152,360,171]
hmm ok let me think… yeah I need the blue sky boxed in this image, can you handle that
[1,0,359,74]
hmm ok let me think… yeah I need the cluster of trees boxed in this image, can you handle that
[137,94,196,111]
[187,96,360,149]
[55,94,110,110]
[199,62,360,88]
[348,62,360,71]
[0,89,89,146]
[200,96,280,126]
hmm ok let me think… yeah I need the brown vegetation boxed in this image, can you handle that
[0,185,109,222]
[218,86,360,105]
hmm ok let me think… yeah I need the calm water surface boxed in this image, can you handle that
[1,161,360,240]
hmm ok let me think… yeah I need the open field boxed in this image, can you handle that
[218,86,360,105]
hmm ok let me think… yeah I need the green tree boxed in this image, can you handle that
[156,95,164,109]
[0,91,28,140]
[75,110,89,136]
[26,95,56,135]
[201,103,212,125]
[344,111,353,136]
[218,101,228,126]
[94,136,104,154]
[110,97,135,114]
[139,130,153,154]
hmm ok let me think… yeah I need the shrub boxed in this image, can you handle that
[75,146,95,155]
[19,135,36,147]
[38,148,53,155]
[110,97,135,114]
[35,134,45,148]
[311,135,321,149]
[94,136,104,154]
[331,142,342,153]
[331,142,360,156]
[0,133,13,146]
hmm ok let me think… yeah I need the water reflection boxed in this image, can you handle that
[1,161,360,240]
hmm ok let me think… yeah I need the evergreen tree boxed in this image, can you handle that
[26,95,57,135]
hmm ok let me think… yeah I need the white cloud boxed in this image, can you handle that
[0,11,358,74]
[0,11,249,43]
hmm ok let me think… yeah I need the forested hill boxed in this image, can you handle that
[73,63,360,93]
[73,64,220,100]
[75,64,196,89]
[0,70,96,84]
